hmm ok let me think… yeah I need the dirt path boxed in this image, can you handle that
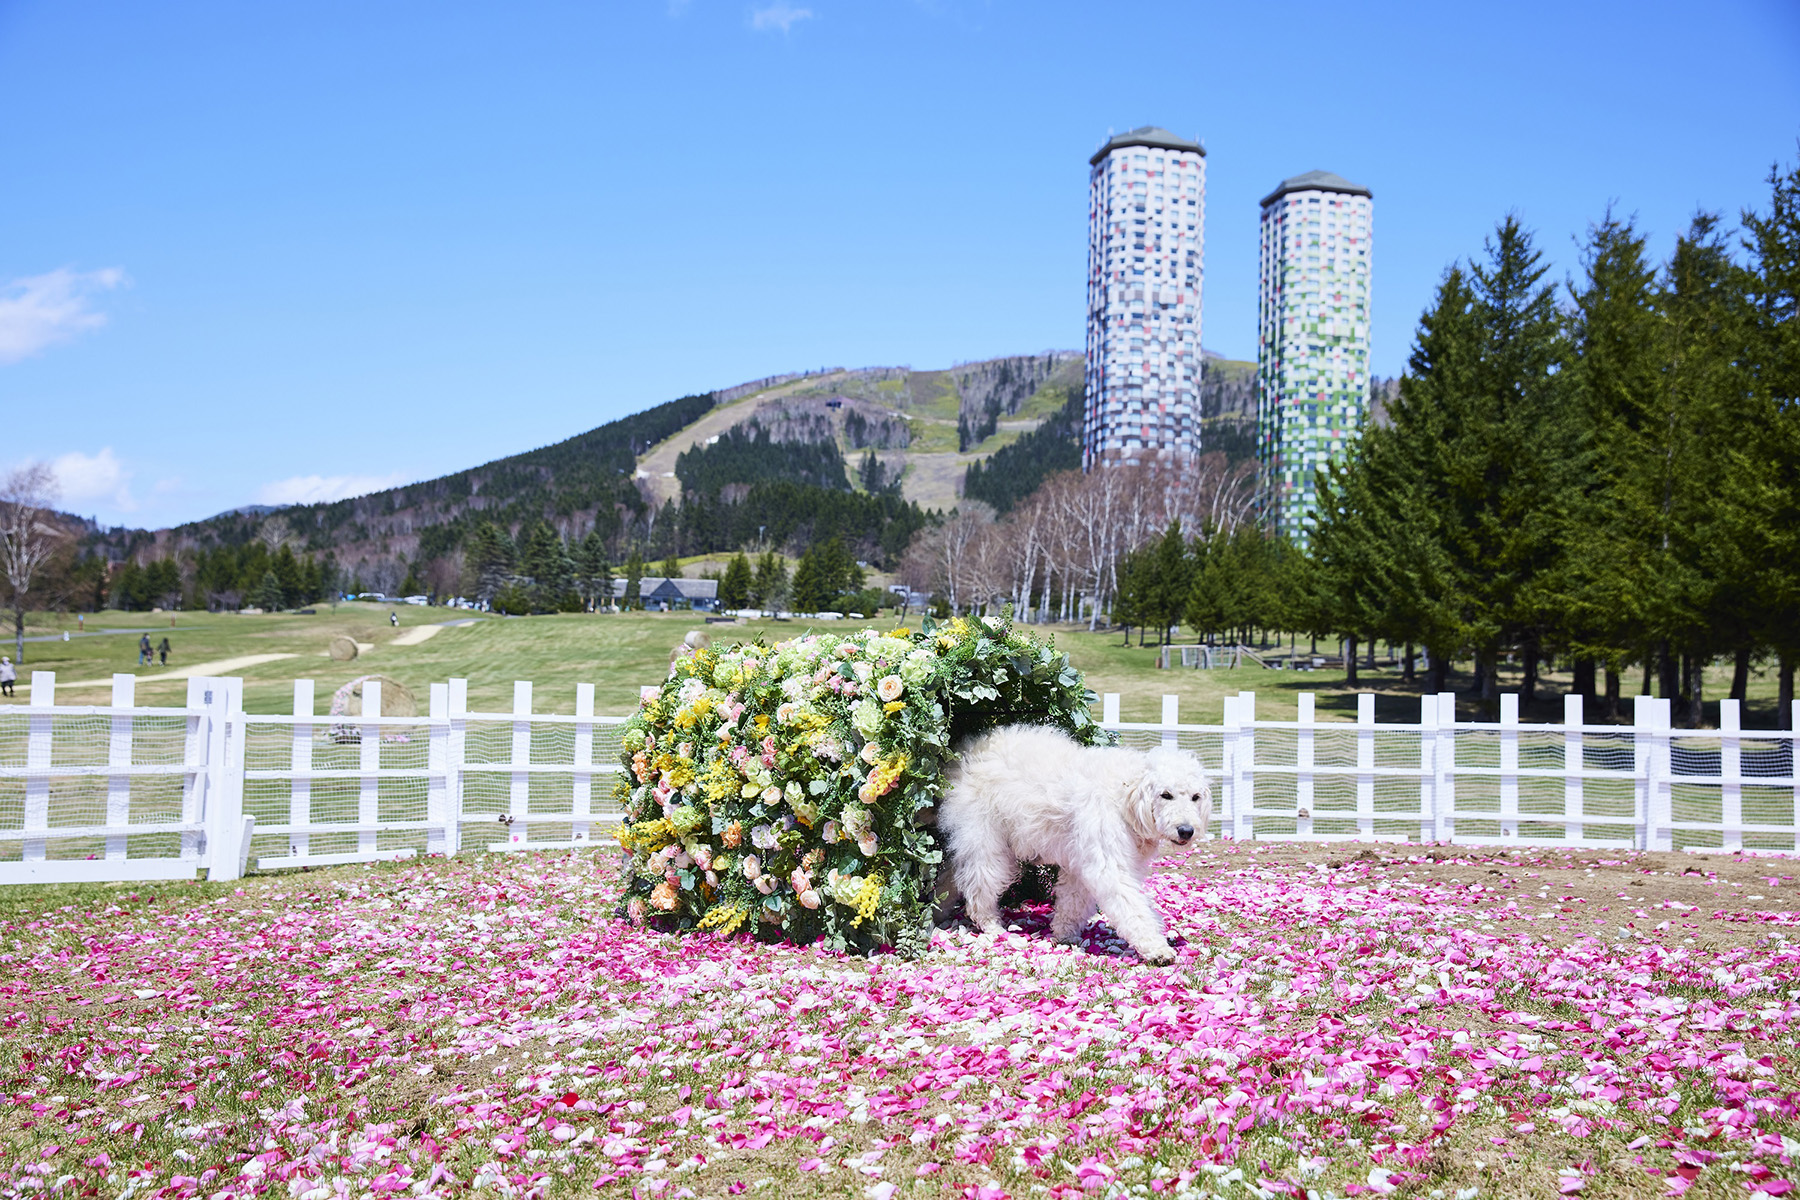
[56,652,299,688]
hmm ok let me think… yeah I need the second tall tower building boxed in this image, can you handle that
[1255,170,1374,545]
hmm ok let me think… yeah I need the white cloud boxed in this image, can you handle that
[255,472,412,506]
[0,267,127,365]
[51,447,136,513]
[750,2,812,32]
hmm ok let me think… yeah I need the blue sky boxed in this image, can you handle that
[3,0,1797,529]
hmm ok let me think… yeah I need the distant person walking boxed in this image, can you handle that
[138,633,152,666]
[389,611,399,628]
[77,614,84,633]
[0,656,14,698]
[157,637,171,666]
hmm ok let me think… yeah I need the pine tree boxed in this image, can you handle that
[751,551,787,612]
[1558,212,1663,708]
[465,522,516,604]
[719,552,753,610]
[1743,155,1800,726]
[791,547,827,613]
[622,547,644,611]
[254,569,285,613]
[1146,521,1191,645]
[576,530,613,611]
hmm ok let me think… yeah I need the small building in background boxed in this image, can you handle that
[611,576,719,612]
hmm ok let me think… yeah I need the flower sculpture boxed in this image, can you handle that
[616,615,1104,952]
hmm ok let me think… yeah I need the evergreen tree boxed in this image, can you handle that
[791,547,827,612]
[751,551,788,612]
[575,530,613,611]
[661,553,681,581]
[1558,212,1664,708]
[1743,155,1800,726]
[1145,521,1191,645]
[719,552,753,610]
[253,569,285,612]
[622,547,644,611]
[465,521,515,604]
[519,522,578,612]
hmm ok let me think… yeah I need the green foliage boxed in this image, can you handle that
[675,424,849,496]
[253,570,285,613]
[615,615,1104,954]
[790,537,865,612]
[1308,168,1800,724]
[962,386,1084,514]
[750,551,787,611]
[622,548,644,611]
[718,553,753,610]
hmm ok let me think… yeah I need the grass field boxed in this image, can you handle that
[1,606,1791,727]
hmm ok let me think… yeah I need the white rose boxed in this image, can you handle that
[877,675,903,702]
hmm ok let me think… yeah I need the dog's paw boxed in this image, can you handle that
[1138,944,1177,967]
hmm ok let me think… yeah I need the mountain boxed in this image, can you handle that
[86,354,1087,596]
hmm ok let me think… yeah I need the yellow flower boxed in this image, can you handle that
[883,701,904,714]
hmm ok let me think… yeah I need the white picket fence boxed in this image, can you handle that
[2,672,1797,885]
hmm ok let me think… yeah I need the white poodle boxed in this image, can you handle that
[935,724,1211,965]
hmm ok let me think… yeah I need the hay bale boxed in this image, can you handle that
[328,636,359,661]
[334,674,417,718]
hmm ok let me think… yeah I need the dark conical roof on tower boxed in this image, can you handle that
[1089,126,1205,165]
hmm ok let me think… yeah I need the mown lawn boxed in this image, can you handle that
[3,607,1789,727]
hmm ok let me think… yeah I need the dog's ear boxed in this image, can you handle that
[1126,759,1162,840]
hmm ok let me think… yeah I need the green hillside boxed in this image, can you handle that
[85,350,1274,605]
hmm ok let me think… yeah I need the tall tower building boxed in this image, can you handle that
[1082,127,1206,469]
[1256,171,1373,545]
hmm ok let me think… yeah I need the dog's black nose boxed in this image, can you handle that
[1176,824,1194,843]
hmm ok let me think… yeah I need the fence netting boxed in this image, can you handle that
[0,710,193,863]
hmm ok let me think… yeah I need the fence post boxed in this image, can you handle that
[360,679,382,857]
[290,679,314,861]
[1437,692,1457,844]
[1499,693,1519,840]
[107,674,135,861]
[1102,693,1121,726]
[1563,693,1584,845]
[509,681,533,847]
[1720,698,1741,853]
[1356,692,1375,839]
[206,677,249,882]
[448,678,468,856]
[23,672,54,862]
[1296,692,1315,839]
[428,682,450,857]
[1161,694,1178,749]
[1791,700,1800,855]
[182,678,210,867]
[1635,695,1673,852]
[574,682,596,844]
[1235,690,1256,842]
[1418,693,1436,843]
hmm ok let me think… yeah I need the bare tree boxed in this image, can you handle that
[256,515,295,552]
[0,464,67,664]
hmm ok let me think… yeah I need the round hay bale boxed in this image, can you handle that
[328,635,359,661]
[334,674,418,718]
